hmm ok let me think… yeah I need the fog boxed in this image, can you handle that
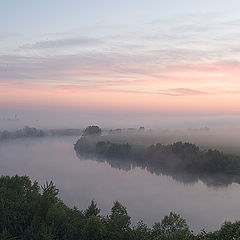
[1,111,240,232]
[2,111,240,156]
[1,120,240,154]
[1,136,240,233]
[2,107,240,130]
[1,108,240,155]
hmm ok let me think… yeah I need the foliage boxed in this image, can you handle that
[107,201,132,240]
[0,127,83,142]
[83,125,102,136]
[151,212,195,240]
[74,137,95,155]
[133,220,151,240]
[0,126,44,141]
[84,200,100,218]
[83,216,106,240]
[96,141,131,159]
[204,221,240,240]
[2,175,240,239]
[75,138,240,179]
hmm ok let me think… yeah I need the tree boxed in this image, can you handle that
[108,201,132,240]
[83,216,106,240]
[85,200,100,218]
[74,137,96,155]
[40,181,59,219]
[151,212,194,240]
[83,126,102,136]
[133,220,151,240]
[205,221,240,240]
[0,229,15,240]
[0,175,41,237]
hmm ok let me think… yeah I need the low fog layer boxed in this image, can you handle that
[2,107,240,130]
[1,135,240,232]
[1,123,240,155]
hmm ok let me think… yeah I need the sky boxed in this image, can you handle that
[1,0,240,128]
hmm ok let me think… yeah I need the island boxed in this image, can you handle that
[74,127,240,187]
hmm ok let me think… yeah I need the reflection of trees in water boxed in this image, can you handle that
[107,158,132,171]
[76,153,240,188]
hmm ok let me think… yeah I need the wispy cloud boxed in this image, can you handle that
[0,32,20,42]
[2,14,240,100]
[1,52,240,97]
[169,88,208,96]
[20,36,103,49]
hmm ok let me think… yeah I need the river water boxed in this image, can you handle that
[0,136,240,232]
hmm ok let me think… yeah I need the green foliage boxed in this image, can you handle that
[85,200,100,218]
[2,174,240,240]
[0,175,40,237]
[0,229,15,240]
[20,217,55,240]
[109,201,131,229]
[40,181,59,219]
[0,126,44,141]
[204,221,240,240]
[96,141,132,159]
[0,176,84,239]
[107,201,132,240]
[83,125,102,136]
[74,137,95,155]
[151,212,195,240]
[75,138,240,183]
[133,220,151,240]
[83,216,106,240]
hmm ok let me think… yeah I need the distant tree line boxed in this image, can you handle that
[1,175,240,240]
[83,125,102,136]
[74,137,240,187]
[0,126,44,141]
[0,127,83,141]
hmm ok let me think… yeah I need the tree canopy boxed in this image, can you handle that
[1,175,240,239]
[83,125,102,136]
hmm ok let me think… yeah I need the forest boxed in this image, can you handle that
[74,132,240,187]
[0,127,82,141]
[1,175,240,240]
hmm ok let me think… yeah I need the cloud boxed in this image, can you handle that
[54,83,179,96]
[20,37,103,49]
[53,83,211,97]
[1,52,240,86]
[0,32,19,42]
[4,13,239,84]
[1,24,240,101]
[1,51,240,98]
[168,88,208,96]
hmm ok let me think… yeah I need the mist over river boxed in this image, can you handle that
[1,136,240,232]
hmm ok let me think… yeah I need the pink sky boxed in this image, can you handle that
[1,60,240,115]
[1,2,240,123]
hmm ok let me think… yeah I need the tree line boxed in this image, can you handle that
[74,136,240,187]
[1,175,240,240]
[74,137,240,175]
[0,127,83,141]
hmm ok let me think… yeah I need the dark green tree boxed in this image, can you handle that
[83,125,102,136]
[0,229,15,240]
[133,220,151,240]
[204,221,240,240]
[107,201,132,240]
[85,200,100,218]
[151,212,194,240]
[40,181,59,219]
[83,216,106,240]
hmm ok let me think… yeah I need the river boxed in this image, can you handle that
[0,136,240,232]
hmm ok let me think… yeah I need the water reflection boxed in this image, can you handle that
[1,137,240,233]
[76,152,240,188]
